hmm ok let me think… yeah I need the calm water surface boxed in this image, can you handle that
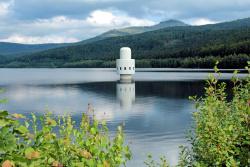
[0,68,246,166]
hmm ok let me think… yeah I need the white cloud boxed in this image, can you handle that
[0,0,13,16]
[0,9,156,44]
[33,16,84,29]
[2,34,78,44]
[189,18,217,26]
[86,9,155,27]
[0,0,250,45]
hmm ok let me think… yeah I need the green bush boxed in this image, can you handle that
[0,111,131,167]
[184,66,250,166]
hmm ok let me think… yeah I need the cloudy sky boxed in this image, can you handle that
[0,0,250,44]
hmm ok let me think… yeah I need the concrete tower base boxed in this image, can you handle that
[120,74,132,82]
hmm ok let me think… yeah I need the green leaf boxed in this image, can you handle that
[90,127,97,135]
[46,118,57,126]
[16,125,29,134]
[0,118,11,127]
[0,110,8,117]
[25,147,34,159]
[228,125,233,131]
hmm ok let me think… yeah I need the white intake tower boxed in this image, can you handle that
[116,47,135,81]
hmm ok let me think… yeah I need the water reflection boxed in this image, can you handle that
[0,69,246,167]
[116,80,135,111]
[0,81,203,166]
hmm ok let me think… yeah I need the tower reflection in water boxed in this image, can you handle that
[116,79,135,111]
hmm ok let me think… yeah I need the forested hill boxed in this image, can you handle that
[0,42,68,57]
[1,18,250,68]
[0,55,7,63]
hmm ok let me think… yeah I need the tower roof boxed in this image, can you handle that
[120,47,131,59]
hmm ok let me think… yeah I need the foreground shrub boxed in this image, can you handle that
[146,65,250,167]
[0,111,131,167]
[185,67,250,166]
[177,65,250,167]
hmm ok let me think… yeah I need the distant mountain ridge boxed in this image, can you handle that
[95,20,188,37]
[78,19,188,44]
[0,42,68,57]
[0,19,188,56]
[0,17,250,68]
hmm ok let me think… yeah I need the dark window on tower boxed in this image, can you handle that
[129,67,131,70]
[120,67,122,70]
[124,67,126,70]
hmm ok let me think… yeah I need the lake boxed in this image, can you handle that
[0,68,246,166]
